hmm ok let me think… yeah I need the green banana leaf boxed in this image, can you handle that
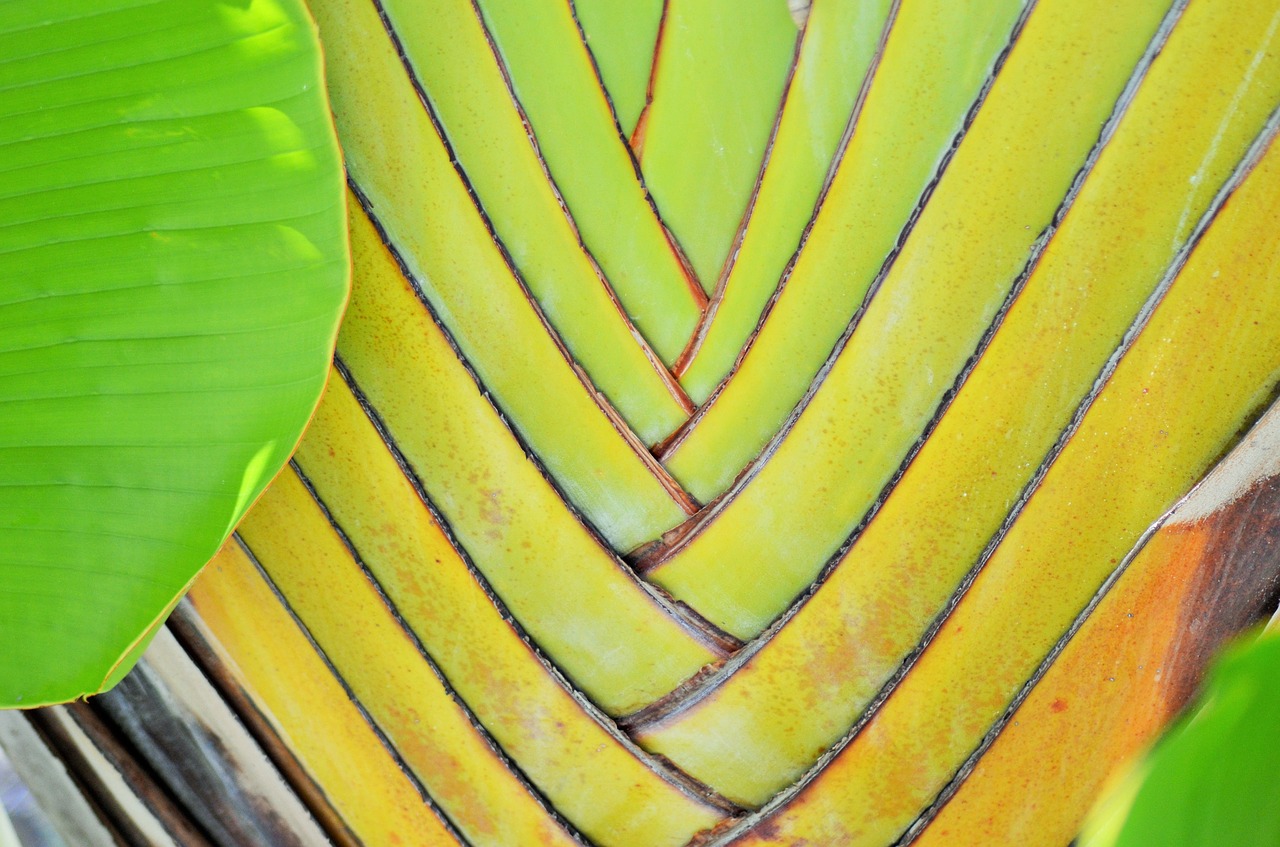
[0,0,348,707]
[1080,627,1280,847]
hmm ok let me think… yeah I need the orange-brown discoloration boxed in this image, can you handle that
[913,476,1280,846]
[726,41,1280,840]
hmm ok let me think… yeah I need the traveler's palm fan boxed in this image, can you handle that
[7,0,1280,844]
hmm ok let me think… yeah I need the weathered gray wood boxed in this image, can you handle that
[0,711,119,847]
[94,629,331,847]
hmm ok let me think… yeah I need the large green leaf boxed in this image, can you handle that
[0,0,347,707]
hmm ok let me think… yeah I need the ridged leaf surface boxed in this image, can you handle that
[0,0,347,707]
